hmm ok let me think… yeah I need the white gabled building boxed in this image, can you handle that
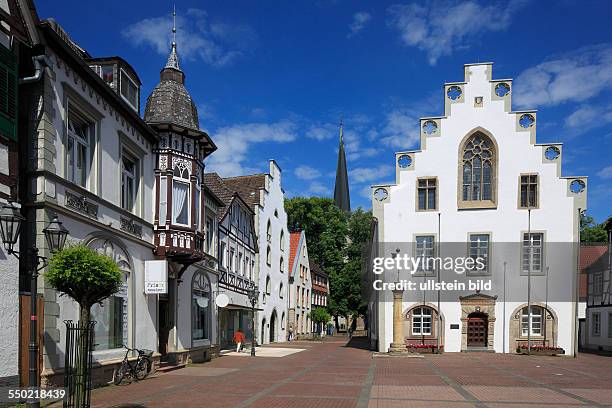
[370,62,587,355]
[223,160,290,344]
[288,231,312,337]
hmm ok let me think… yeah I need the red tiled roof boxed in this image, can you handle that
[580,245,608,272]
[289,231,302,276]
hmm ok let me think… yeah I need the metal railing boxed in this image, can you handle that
[63,320,96,408]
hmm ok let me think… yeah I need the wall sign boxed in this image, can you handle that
[145,260,167,294]
[450,324,460,330]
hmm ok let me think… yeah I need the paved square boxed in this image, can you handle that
[80,337,612,408]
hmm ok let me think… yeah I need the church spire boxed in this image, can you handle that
[165,6,180,70]
[334,117,351,212]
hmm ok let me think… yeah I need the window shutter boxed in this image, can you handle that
[0,45,17,141]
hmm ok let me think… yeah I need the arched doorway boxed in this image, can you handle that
[467,312,488,347]
[261,318,266,346]
[270,310,277,343]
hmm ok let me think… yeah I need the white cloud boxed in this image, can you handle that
[379,108,421,149]
[564,104,612,133]
[207,121,297,176]
[295,165,322,180]
[306,123,338,140]
[347,12,372,38]
[350,165,394,183]
[598,165,612,179]
[514,45,612,108]
[307,181,331,196]
[122,8,257,67]
[387,0,527,65]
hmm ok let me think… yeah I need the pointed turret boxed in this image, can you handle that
[334,119,351,212]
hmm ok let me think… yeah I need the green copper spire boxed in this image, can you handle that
[334,118,351,212]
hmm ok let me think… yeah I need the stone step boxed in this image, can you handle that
[157,362,186,373]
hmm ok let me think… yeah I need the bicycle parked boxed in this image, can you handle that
[114,345,154,385]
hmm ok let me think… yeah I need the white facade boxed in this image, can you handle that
[251,161,290,344]
[288,231,312,336]
[371,63,586,355]
[25,26,159,384]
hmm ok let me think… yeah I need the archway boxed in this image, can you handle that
[467,311,488,347]
[270,310,277,343]
[261,318,266,346]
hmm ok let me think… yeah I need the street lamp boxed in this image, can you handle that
[247,286,259,357]
[0,203,69,408]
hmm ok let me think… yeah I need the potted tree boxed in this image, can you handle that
[46,244,122,407]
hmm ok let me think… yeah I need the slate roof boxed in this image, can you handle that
[144,44,200,130]
[203,172,254,222]
[222,174,266,209]
[309,260,327,277]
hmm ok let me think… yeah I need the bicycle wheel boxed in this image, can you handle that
[135,358,150,380]
[114,361,128,385]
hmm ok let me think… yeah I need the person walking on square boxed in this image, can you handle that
[233,330,246,352]
[288,325,294,341]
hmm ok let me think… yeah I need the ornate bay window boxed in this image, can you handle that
[459,131,497,209]
[172,166,190,226]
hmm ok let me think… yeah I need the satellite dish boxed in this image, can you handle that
[215,293,229,308]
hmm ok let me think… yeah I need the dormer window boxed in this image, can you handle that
[120,69,139,111]
[91,64,114,87]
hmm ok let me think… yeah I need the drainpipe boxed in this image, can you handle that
[19,55,51,84]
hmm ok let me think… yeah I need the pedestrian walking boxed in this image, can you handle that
[288,325,294,341]
[233,330,246,352]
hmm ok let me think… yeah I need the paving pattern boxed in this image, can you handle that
[85,338,612,408]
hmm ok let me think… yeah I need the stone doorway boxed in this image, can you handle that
[460,293,497,351]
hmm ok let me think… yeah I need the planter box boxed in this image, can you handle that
[406,346,443,354]
[516,348,565,356]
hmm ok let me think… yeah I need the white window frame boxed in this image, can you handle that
[66,108,92,188]
[121,151,138,213]
[468,234,490,274]
[119,68,139,110]
[521,306,543,337]
[415,235,435,274]
[412,307,432,336]
[522,233,544,274]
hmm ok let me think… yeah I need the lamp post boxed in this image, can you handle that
[247,286,259,357]
[0,202,69,408]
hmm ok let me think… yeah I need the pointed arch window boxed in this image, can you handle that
[460,132,496,207]
[172,166,190,226]
[266,220,272,243]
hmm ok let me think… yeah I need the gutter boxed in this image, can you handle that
[19,54,51,84]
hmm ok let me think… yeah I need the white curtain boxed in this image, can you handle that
[173,181,188,224]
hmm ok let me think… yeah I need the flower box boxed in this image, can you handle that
[406,344,444,354]
[516,345,565,356]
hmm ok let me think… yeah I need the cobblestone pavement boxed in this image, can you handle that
[87,338,612,408]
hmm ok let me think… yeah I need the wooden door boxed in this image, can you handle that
[467,316,487,347]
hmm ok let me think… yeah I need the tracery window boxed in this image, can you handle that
[461,132,495,204]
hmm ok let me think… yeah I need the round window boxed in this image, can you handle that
[397,154,412,168]
[544,146,560,161]
[447,85,462,101]
[569,179,585,194]
[519,114,535,128]
[374,188,389,202]
[495,82,510,97]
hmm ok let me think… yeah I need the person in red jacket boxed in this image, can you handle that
[233,330,246,352]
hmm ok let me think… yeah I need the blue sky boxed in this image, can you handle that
[39,0,612,222]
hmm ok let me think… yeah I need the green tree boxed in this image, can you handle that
[46,244,122,405]
[285,198,373,329]
[580,214,610,243]
[309,307,331,338]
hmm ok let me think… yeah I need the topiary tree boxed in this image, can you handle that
[46,244,123,326]
[309,307,331,339]
[45,244,122,405]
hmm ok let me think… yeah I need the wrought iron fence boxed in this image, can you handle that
[63,320,96,408]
